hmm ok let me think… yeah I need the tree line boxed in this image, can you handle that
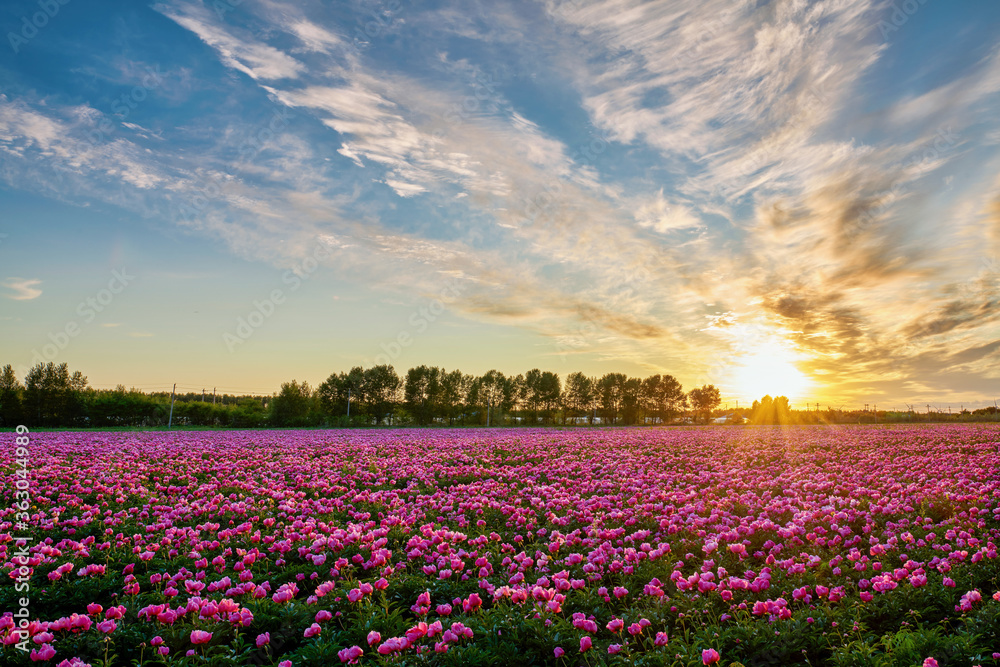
[265,364,716,427]
[3,361,996,429]
[0,362,719,428]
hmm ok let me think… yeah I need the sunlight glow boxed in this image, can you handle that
[731,341,812,403]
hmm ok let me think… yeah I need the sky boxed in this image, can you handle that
[1,0,999,409]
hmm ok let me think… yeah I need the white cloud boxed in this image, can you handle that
[156,2,304,81]
[2,278,42,300]
[635,191,700,233]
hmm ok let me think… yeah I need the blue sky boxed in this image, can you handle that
[1,0,999,407]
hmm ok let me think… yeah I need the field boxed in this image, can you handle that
[2,425,999,666]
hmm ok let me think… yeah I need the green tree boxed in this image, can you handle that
[405,365,441,425]
[23,362,88,426]
[688,384,721,423]
[563,372,594,423]
[0,364,23,426]
[477,369,507,426]
[439,369,465,425]
[597,373,627,424]
[640,374,686,423]
[269,380,315,427]
[621,376,642,425]
[318,367,366,422]
[364,365,400,424]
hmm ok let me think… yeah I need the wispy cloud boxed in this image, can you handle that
[2,278,42,301]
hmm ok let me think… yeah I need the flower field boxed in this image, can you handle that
[3,425,1000,667]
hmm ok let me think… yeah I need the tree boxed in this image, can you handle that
[597,373,627,424]
[621,376,642,425]
[688,384,721,423]
[750,395,792,425]
[478,370,507,426]
[563,372,593,423]
[269,380,315,427]
[364,365,400,425]
[23,362,88,426]
[640,374,686,423]
[405,365,441,425]
[0,364,23,426]
[522,369,561,423]
[439,369,465,425]
[318,367,366,422]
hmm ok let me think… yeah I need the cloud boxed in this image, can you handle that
[2,278,42,300]
[155,2,305,81]
[634,191,701,233]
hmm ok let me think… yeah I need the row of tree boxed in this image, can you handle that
[270,365,716,427]
[0,363,269,428]
[5,361,994,429]
[0,362,720,428]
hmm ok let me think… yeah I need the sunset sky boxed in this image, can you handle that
[1,0,999,408]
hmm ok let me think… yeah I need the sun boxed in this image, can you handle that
[731,341,812,403]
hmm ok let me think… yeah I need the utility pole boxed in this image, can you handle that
[487,398,491,427]
[347,388,351,419]
[168,383,176,428]
[202,389,205,402]
[212,388,216,405]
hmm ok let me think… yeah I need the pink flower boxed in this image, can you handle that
[303,623,321,639]
[29,643,56,661]
[702,648,721,665]
[580,636,592,652]
[462,593,482,612]
[86,604,103,616]
[608,644,622,654]
[190,630,212,645]
[606,618,624,633]
[96,620,117,634]
[922,659,938,667]
[315,610,332,623]
[554,647,565,658]
[654,632,669,646]
[337,645,363,663]
[256,633,270,647]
